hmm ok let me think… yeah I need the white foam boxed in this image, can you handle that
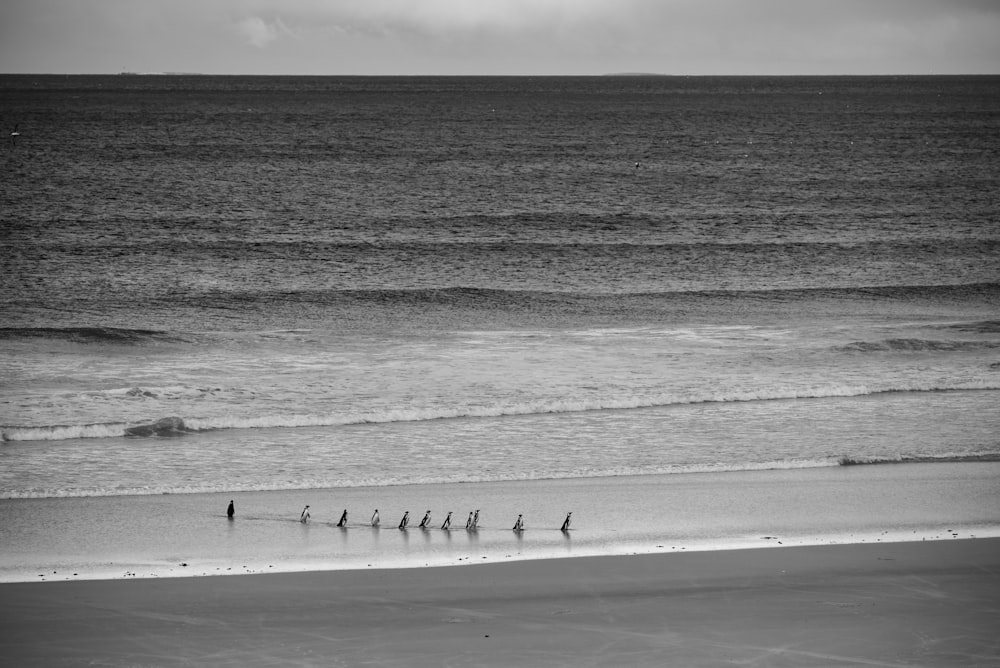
[5,379,998,443]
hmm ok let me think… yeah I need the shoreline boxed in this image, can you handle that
[3,462,999,584]
[4,538,998,666]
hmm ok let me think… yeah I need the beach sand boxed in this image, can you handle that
[5,463,999,583]
[3,538,998,667]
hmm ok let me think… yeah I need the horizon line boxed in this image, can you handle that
[3,71,999,77]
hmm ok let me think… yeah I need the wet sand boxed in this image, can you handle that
[5,463,999,583]
[3,538,998,667]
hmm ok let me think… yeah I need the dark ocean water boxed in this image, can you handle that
[1,75,999,498]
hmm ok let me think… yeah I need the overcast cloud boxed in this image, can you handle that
[2,0,998,74]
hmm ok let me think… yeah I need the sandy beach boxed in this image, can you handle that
[3,537,998,667]
[4,463,999,584]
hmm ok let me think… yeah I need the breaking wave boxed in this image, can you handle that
[3,380,998,443]
[1,422,130,442]
[0,327,187,345]
[837,338,1000,353]
[942,320,1000,334]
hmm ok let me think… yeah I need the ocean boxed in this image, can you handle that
[1,75,999,580]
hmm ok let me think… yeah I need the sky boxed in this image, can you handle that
[2,0,999,75]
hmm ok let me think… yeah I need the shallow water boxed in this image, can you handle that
[2,389,997,498]
[3,463,998,582]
